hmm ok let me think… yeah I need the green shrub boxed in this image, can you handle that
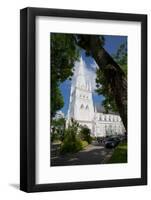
[51,132,60,142]
[61,119,83,154]
[79,126,92,144]
[108,142,127,163]
[81,140,88,148]
[61,138,82,154]
[51,118,66,142]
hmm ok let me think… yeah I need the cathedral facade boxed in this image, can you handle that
[67,57,125,137]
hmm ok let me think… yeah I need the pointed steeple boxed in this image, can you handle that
[67,55,94,123]
[78,56,85,76]
[75,56,87,89]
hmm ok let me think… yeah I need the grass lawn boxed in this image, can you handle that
[108,141,127,164]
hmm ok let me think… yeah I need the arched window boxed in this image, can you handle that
[86,105,89,110]
[106,115,109,121]
[113,116,115,122]
[80,104,84,109]
[109,115,113,121]
[114,116,117,122]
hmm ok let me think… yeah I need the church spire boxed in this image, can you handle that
[75,56,87,89]
[78,56,85,76]
[67,55,94,123]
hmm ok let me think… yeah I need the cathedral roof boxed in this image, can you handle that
[94,103,119,115]
[94,103,105,113]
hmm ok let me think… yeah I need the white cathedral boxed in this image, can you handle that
[66,57,125,137]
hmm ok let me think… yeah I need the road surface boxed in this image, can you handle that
[51,141,113,166]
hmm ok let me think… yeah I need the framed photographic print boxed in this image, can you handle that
[20,7,147,192]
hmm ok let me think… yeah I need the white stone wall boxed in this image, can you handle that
[67,57,125,137]
[93,113,125,137]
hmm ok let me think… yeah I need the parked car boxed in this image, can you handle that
[111,136,121,143]
[117,134,127,142]
[96,137,105,144]
[104,137,120,148]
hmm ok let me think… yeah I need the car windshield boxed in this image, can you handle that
[107,138,114,141]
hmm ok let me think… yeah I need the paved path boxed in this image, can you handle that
[51,141,113,166]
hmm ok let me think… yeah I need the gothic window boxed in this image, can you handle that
[80,104,84,109]
[113,116,115,122]
[106,115,109,121]
[86,105,89,110]
[114,116,117,121]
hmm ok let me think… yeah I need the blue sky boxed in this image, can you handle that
[59,35,127,116]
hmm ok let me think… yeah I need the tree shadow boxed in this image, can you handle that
[51,146,112,167]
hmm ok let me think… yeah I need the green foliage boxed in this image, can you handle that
[95,42,127,112]
[61,119,83,154]
[51,118,66,142]
[51,33,80,117]
[81,140,89,148]
[112,42,127,76]
[95,68,118,112]
[79,126,92,144]
[51,85,64,118]
[108,142,127,163]
[61,135,82,154]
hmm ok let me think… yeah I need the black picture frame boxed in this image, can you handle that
[20,7,147,192]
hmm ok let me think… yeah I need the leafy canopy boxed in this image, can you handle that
[95,42,127,113]
[51,33,80,117]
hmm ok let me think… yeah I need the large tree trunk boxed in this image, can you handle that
[75,35,127,131]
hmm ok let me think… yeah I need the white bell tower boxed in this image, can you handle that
[67,57,94,131]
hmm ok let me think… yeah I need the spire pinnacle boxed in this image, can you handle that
[78,56,85,76]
